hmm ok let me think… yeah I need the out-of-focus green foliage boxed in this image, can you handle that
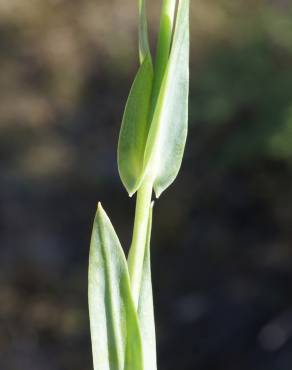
[189,2,292,166]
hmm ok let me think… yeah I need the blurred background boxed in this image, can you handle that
[1,0,292,369]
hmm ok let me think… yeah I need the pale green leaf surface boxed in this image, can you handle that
[118,55,154,196]
[88,203,143,370]
[143,0,190,198]
[137,202,157,370]
[138,0,151,63]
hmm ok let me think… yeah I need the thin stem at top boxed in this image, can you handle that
[150,0,176,115]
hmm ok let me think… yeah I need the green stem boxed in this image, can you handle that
[150,0,176,113]
[128,175,153,307]
[128,0,176,308]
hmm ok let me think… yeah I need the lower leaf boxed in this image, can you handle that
[88,203,143,370]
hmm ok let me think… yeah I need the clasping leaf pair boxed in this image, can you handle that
[88,203,155,370]
[118,0,189,198]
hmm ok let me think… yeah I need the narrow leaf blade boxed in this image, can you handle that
[143,0,190,197]
[88,204,143,370]
[138,202,157,370]
[118,55,154,196]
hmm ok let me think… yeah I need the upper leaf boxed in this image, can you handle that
[118,0,189,197]
[143,0,190,197]
[88,204,143,370]
[118,55,154,196]
[118,0,153,196]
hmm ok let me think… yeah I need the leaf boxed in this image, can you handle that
[137,202,157,370]
[118,55,154,196]
[138,0,151,63]
[143,0,190,198]
[88,203,143,370]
